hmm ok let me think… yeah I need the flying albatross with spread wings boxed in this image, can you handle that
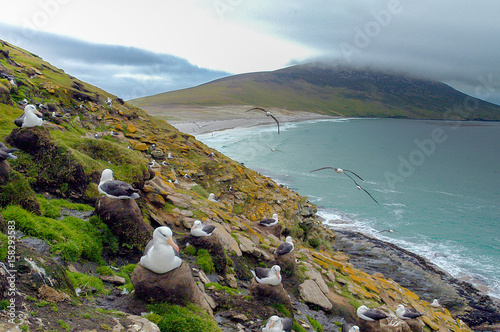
[310,167,379,204]
[246,107,280,134]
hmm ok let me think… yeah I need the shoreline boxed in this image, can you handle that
[169,113,336,135]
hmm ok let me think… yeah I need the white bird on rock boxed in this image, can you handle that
[15,105,44,128]
[275,236,295,256]
[253,265,282,285]
[140,226,182,274]
[357,305,388,321]
[190,220,217,237]
[430,299,441,308]
[396,304,424,320]
[259,213,279,227]
[262,315,293,332]
[98,169,140,199]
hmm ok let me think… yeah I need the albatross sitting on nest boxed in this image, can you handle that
[190,220,217,237]
[252,265,282,286]
[98,169,140,199]
[275,236,295,256]
[262,315,293,332]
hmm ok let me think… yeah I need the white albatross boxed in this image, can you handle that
[252,265,282,285]
[140,226,182,274]
[262,315,293,332]
[357,305,388,321]
[98,169,140,199]
[396,304,424,320]
[191,220,217,237]
[15,105,44,128]
[275,236,295,256]
[430,299,441,308]
[259,213,279,227]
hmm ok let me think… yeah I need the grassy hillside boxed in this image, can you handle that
[131,64,500,121]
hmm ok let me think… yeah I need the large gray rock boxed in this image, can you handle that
[131,262,213,315]
[299,279,333,311]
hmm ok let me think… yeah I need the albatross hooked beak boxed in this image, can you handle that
[168,236,179,252]
[269,320,275,328]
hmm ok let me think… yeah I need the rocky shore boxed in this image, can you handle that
[330,230,500,330]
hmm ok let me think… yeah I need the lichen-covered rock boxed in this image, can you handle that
[131,262,213,315]
[95,196,153,251]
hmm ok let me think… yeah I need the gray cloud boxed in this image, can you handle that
[0,23,231,100]
[229,0,500,105]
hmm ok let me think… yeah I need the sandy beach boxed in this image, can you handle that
[143,104,336,134]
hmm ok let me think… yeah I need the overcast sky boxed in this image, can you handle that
[0,0,499,104]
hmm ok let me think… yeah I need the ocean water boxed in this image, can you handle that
[196,118,500,299]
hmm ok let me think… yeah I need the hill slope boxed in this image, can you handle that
[131,64,500,121]
[1,39,499,331]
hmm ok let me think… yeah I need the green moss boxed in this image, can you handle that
[183,245,197,256]
[293,320,308,332]
[307,315,324,332]
[308,238,321,248]
[38,195,93,219]
[148,303,221,332]
[191,185,209,198]
[0,170,40,213]
[57,320,71,331]
[0,299,10,310]
[271,303,291,318]
[96,266,114,276]
[205,282,239,295]
[67,271,106,295]
[197,249,214,274]
[1,205,105,262]
[0,233,8,261]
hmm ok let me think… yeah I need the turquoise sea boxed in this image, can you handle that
[196,118,500,299]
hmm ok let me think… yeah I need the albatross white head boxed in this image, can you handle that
[153,226,179,252]
[263,315,282,332]
[99,169,114,184]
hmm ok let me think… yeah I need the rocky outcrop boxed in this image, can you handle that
[131,262,213,315]
[248,278,293,313]
[95,196,153,251]
[6,127,90,199]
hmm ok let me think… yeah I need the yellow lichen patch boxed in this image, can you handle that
[115,124,124,131]
[403,289,420,301]
[134,143,148,151]
[104,116,121,122]
[364,282,380,294]
[127,123,137,133]
[422,315,440,331]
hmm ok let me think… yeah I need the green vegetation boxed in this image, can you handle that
[196,249,214,274]
[96,266,114,276]
[1,205,104,262]
[57,319,71,331]
[307,315,324,332]
[292,320,308,332]
[0,233,8,261]
[183,245,197,256]
[205,282,240,295]
[147,303,221,332]
[0,299,10,310]
[67,271,107,295]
